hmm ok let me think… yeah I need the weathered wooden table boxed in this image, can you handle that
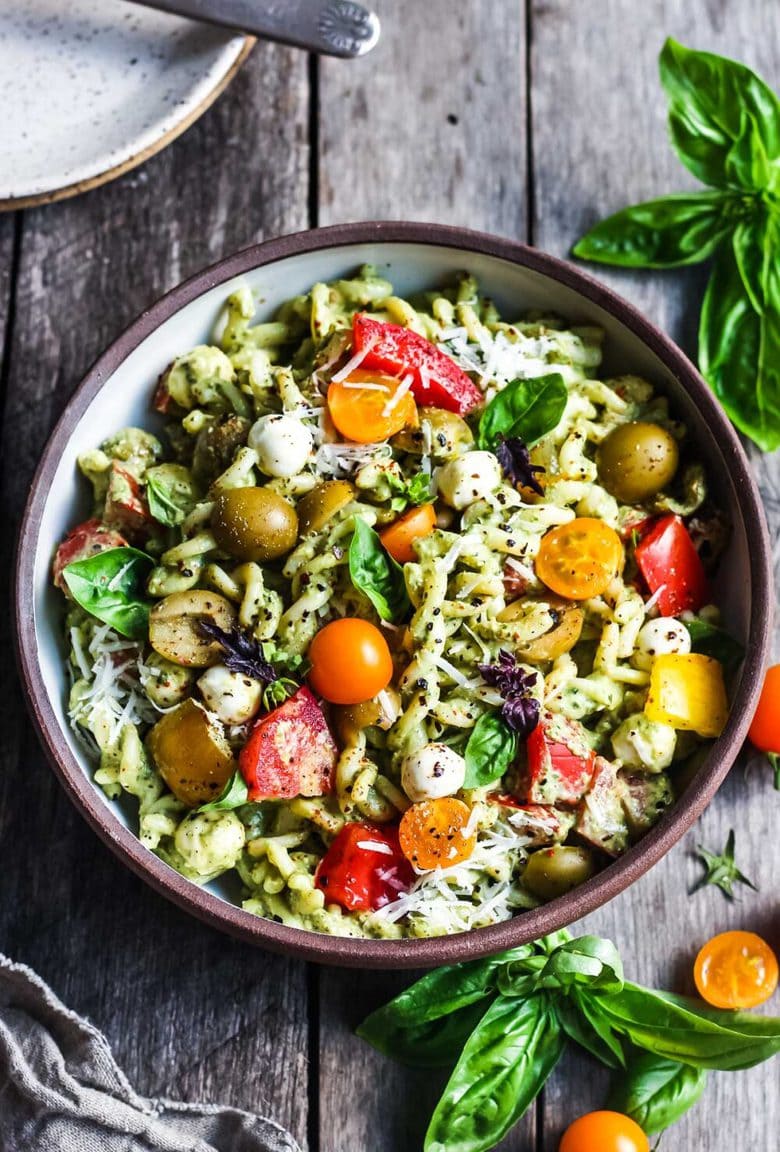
[1,2,778,1149]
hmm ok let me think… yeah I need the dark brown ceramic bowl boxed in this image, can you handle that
[15,222,773,968]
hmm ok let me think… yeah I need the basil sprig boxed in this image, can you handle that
[573,38,780,451]
[477,373,567,451]
[63,546,153,639]
[348,517,411,623]
[463,711,517,788]
[358,930,780,1152]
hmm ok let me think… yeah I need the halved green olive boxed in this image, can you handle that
[149,589,236,667]
[497,597,585,662]
[331,687,402,744]
[297,480,355,536]
[521,845,596,900]
[597,421,679,505]
[392,407,474,460]
[211,487,298,562]
[147,699,236,807]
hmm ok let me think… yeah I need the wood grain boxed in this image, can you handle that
[0,44,312,1149]
[532,2,780,1147]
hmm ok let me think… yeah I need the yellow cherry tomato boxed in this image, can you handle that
[307,618,393,705]
[399,798,476,871]
[379,503,437,563]
[694,930,778,1010]
[327,370,417,443]
[559,1111,649,1152]
[535,517,624,600]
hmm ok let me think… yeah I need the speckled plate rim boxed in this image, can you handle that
[0,38,254,212]
[14,221,774,968]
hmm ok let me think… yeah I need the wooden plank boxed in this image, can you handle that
[317,4,535,1150]
[0,44,312,1148]
[531,2,780,1147]
[0,215,16,367]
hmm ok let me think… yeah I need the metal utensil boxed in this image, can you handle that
[128,0,380,58]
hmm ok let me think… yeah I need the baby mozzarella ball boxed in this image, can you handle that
[248,413,312,478]
[436,451,502,511]
[401,743,466,803]
[198,664,263,724]
[633,617,691,671]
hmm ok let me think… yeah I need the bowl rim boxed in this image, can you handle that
[14,220,773,968]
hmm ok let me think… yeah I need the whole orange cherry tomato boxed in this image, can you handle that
[748,664,780,785]
[694,930,778,1010]
[327,370,417,444]
[307,618,393,705]
[536,517,624,600]
[399,797,476,870]
[379,503,437,563]
[559,1111,649,1152]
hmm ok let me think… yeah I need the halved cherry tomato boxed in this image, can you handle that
[314,822,414,912]
[379,503,437,563]
[694,930,778,1010]
[327,370,417,444]
[398,797,476,871]
[559,1111,649,1152]
[748,664,780,754]
[307,618,393,705]
[535,517,624,600]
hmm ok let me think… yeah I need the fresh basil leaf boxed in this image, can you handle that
[537,935,624,995]
[348,517,411,623]
[424,994,564,1152]
[684,618,744,669]
[699,220,780,451]
[357,997,491,1070]
[659,38,780,191]
[572,192,737,268]
[63,547,153,640]
[608,1049,707,1135]
[592,981,780,1070]
[145,464,198,527]
[557,990,626,1069]
[196,769,249,813]
[463,711,517,788]
[477,374,567,451]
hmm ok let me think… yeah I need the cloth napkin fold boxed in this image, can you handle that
[0,953,302,1152]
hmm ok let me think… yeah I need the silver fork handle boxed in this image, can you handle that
[131,0,381,58]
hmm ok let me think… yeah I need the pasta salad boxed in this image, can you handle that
[53,268,736,939]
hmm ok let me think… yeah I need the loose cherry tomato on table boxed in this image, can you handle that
[748,664,780,786]
[535,517,624,600]
[307,618,394,705]
[559,1111,649,1152]
[379,503,437,563]
[327,370,417,443]
[398,797,477,871]
[694,930,778,1010]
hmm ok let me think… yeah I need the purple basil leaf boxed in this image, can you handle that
[496,437,545,495]
[197,620,278,683]
[478,649,541,738]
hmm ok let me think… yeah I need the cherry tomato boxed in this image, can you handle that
[694,930,778,1010]
[559,1111,649,1152]
[307,618,393,705]
[379,503,437,563]
[536,517,624,600]
[327,370,417,444]
[748,664,780,754]
[398,797,476,871]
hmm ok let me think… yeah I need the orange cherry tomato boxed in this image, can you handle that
[748,663,780,753]
[379,503,437,563]
[535,517,624,600]
[694,930,778,1010]
[399,797,476,871]
[559,1111,649,1152]
[327,370,417,444]
[308,618,393,705]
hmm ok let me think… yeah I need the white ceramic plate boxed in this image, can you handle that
[0,0,250,209]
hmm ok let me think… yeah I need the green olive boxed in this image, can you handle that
[297,480,355,536]
[147,699,236,807]
[211,487,298,562]
[392,407,474,460]
[521,845,596,900]
[149,589,236,667]
[497,597,585,662]
[597,421,679,505]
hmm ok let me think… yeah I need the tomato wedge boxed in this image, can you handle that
[379,503,437,563]
[314,822,414,912]
[239,687,338,801]
[352,314,483,415]
[634,514,709,616]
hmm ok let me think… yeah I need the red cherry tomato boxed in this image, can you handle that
[748,663,780,754]
[307,618,393,705]
[559,1111,649,1152]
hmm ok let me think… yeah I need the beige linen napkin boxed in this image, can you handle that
[0,953,302,1152]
